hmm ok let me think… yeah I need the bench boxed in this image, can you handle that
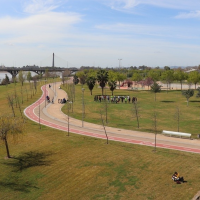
[162,130,191,139]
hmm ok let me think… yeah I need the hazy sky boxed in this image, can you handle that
[1,0,200,68]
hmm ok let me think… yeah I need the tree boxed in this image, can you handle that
[116,72,126,88]
[132,72,142,87]
[143,77,154,90]
[7,94,15,117]
[174,106,181,132]
[161,70,174,91]
[86,73,96,95]
[1,74,10,85]
[132,101,140,128]
[150,82,162,101]
[33,78,37,94]
[187,71,200,89]
[108,80,117,95]
[27,71,32,83]
[152,111,157,152]
[196,87,200,98]
[76,71,87,87]
[97,69,108,95]
[61,69,71,85]
[132,72,142,82]
[12,77,17,85]
[100,109,108,144]
[18,71,26,86]
[126,79,133,87]
[0,115,24,158]
[147,70,160,82]
[164,66,170,70]
[44,69,50,80]
[182,89,194,106]
[174,70,187,90]
[73,74,79,85]
[108,71,117,95]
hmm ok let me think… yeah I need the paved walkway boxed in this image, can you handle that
[24,82,200,154]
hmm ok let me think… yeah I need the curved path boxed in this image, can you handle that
[24,82,200,154]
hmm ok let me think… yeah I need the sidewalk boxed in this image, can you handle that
[24,82,200,154]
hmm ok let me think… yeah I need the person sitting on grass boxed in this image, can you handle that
[172,172,185,183]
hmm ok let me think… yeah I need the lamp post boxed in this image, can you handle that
[82,88,85,127]
[55,81,56,97]
[45,78,47,108]
[118,59,122,69]
[39,98,41,129]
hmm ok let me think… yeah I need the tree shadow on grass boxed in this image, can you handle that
[0,179,39,193]
[3,151,52,172]
[0,151,52,193]
[190,100,200,103]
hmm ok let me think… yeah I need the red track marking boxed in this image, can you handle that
[24,85,200,154]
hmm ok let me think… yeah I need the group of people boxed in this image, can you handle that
[46,96,54,104]
[94,95,137,103]
[46,95,67,104]
[58,98,67,104]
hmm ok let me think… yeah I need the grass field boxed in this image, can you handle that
[62,83,200,137]
[0,81,200,200]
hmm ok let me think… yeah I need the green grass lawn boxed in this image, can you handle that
[0,81,200,200]
[62,84,200,137]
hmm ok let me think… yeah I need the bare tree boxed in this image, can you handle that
[33,78,37,94]
[132,101,140,128]
[0,115,25,158]
[103,91,109,124]
[16,95,25,122]
[14,88,18,108]
[174,106,181,132]
[7,94,15,117]
[152,111,158,152]
[100,109,108,144]
[18,71,26,86]
[65,83,75,113]
[20,86,24,104]
[61,69,70,85]
[25,86,29,101]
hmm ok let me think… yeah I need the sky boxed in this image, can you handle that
[1,0,200,68]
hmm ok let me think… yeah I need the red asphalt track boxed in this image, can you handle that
[24,85,200,154]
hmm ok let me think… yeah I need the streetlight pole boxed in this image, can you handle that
[55,81,56,97]
[67,102,70,136]
[39,98,41,129]
[45,78,46,108]
[82,88,85,127]
[118,59,122,69]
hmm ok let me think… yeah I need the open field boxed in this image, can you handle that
[62,83,200,137]
[0,81,200,200]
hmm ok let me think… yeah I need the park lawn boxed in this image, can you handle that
[0,81,200,200]
[62,84,200,136]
